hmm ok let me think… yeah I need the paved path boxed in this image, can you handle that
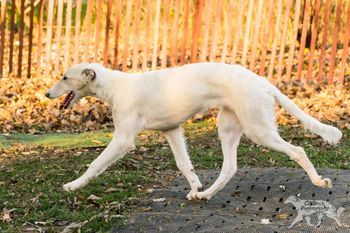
[113,168,350,233]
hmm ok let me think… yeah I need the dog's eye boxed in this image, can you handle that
[63,76,68,80]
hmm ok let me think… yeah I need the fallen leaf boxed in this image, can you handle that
[105,187,118,193]
[87,194,102,200]
[276,213,289,219]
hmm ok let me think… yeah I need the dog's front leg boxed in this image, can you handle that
[163,127,203,200]
[63,130,137,192]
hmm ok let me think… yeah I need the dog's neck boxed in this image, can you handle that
[91,68,131,105]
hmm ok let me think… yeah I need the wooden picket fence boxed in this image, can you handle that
[0,0,349,85]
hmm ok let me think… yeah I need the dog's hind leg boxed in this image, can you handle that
[244,119,332,189]
[163,127,203,200]
[192,109,242,200]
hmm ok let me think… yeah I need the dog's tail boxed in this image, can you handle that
[272,87,342,145]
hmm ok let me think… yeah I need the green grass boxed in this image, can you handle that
[0,120,349,232]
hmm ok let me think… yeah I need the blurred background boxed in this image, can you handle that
[0,0,349,133]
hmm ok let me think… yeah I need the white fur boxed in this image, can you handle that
[46,62,342,200]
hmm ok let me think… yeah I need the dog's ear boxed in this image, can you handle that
[82,68,96,81]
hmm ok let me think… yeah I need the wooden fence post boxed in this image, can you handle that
[54,0,64,73]
[132,0,142,70]
[190,0,204,63]
[17,0,25,77]
[276,0,293,80]
[258,0,274,75]
[64,0,73,70]
[180,0,190,65]
[328,0,342,84]
[0,0,6,76]
[142,0,152,71]
[83,0,93,62]
[296,0,311,80]
[122,0,133,71]
[170,0,180,66]
[241,0,254,66]
[267,0,283,80]
[103,0,112,66]
[221,0,234,63]
[318,0,332,82]
[27,0,35,78]
[44,0,55,76]
[200,0,211,62]
[161,0,170,68]
[36,0,44,73]
[231,0,245,64]
[286,0,301,80]
[209,0,223,62]
[73,0,82,64]
[151,0,161,70]
[339,0,350,85]
[113,0,122,69]
[249,0,264,71]
[94,0,103,63]
[306,0,321,82]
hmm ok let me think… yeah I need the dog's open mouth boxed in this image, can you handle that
[60,91,75,110]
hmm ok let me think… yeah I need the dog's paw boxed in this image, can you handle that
[314,177,333,188]
[322,178,333,188]
[63,181,81,192]
[186,190,212,201]
[186,190,200,200]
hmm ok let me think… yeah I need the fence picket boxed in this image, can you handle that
[318,0,332,82]
[113,0,122,69]
[231,0,245,64]
[276,0,293,80]
[241,0,254,66]
[73,0,82,65]
[54,0,64,73]
[83,0,93,62]
[152,0,161,70]
[209,0,223,61]
[258,0,273,75]
[27,0,34,78]
[180,0,190,65]
[267,0,283,80]
[339,0,350,85]
[44,0,54,76]
[296,0,311,80]
[103,0,112,66]
[328,0,343,84]
[191,0,204,63]
[36,0,44,73]
[286,0,302,80]
[249,0,264,71]
[142,0,152,71]
[221,0,234,63]
[200,0,212,62]
[0,0,6,76]
[94,0,103,63]
[17,0,25,77]
[170,0,180,66]
[306,0,321,82]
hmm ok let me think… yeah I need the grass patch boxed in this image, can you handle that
[0,119,349,232]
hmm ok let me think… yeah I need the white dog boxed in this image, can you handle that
[46,62,342,200]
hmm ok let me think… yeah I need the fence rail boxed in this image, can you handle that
[0,0,349,85]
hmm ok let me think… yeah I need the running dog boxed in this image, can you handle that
[45,63,342,200]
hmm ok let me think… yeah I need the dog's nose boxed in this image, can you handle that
[45,92,50,98]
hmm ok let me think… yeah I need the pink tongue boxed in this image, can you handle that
[60,91,74,110]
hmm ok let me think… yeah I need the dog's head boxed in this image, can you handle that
[45,63,99,109]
